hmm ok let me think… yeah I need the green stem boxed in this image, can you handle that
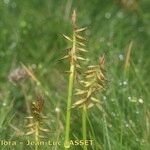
[35,121,39,150]
[82,104,87,150]
[64,30,76,149]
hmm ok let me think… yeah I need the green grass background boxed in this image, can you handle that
[0,0,149,150]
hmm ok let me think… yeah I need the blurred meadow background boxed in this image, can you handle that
[0,0,150,150]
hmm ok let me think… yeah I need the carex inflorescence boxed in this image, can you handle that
[72,55,107,109]
[60,10,88,74]
[25,95,49,139]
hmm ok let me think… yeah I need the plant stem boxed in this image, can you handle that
[35,121,39,150]
[82,104,87,150]
[64,30,76,149]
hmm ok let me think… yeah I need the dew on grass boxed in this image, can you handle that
[128,96,131,100]
[138,98,144,104]
[2,102,7,106]
[38,63,43,69]
[125,123,129,128]
[128,97,137,103]
[135,111,139,114]
[119,80,128,86]
[55,107,60,113]
[119,81,122,86]
[123,81,127,85]
[111,98,115,102]
[103,96,107,100]
[118,54,124,61]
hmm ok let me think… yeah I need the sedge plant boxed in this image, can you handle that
[72,55,107,150]
[25,95,49,150]
[60,10,88,149]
